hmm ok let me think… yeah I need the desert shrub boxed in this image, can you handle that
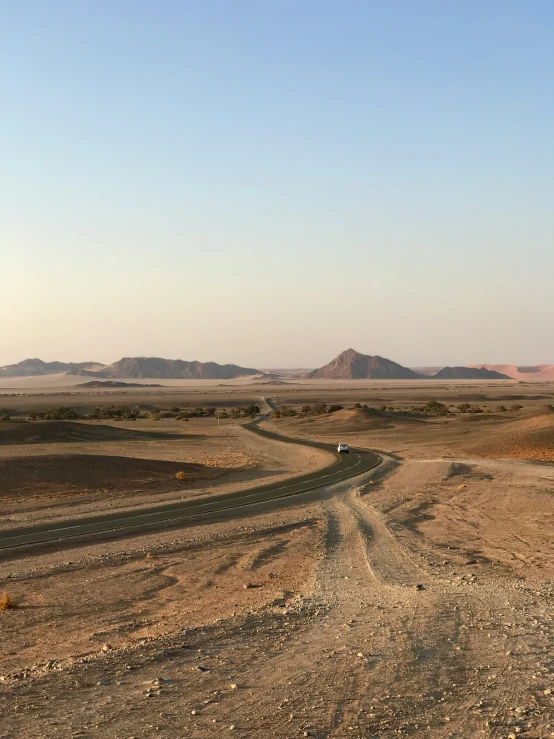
[170,406,180,413]
[270,410,281,419]
[90,405,140,420]
[354,403,362,409]
[312,402,328,415]
[497,405,508,412]
[328,405,343,413]
[0,592,15,611]
[0,414,10,421]
[150,411,161,421]
[510,404,523,411]
[218,410,229,419]
[31,406,85,420]
[457,403,472,413]
[175,471,186,481]
[301,405,312,415]
[412,401,449,416]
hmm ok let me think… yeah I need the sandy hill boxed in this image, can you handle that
[0,358,101,378]
[433,366,511,380]
[292,407,427,434]
[307,349,424,380]
[71,356,261,380]
[0,421,184,446]
[465,413,554,461]
[77,380,163,388]
[469,364,554,381]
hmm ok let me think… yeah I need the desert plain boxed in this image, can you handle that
[1,375,554,738]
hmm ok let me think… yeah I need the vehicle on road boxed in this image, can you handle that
[337,443,350,454]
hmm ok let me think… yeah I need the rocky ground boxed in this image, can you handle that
[1,388,554,737]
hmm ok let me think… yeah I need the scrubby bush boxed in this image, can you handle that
[328,405,343,413]
[458,403,484,414]
[29,407,85,421]
[312,403,328,415]
[280,407,297,417]
[0,592,15,611]
[411,400,450,416]
[90,405,140,420]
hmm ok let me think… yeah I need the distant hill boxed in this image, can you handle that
[469,364,554,381]
[306,349,424,380]
[0,358,101,378]
[72,356,261,380]
[432,366,512,380]
[1,356,261,380]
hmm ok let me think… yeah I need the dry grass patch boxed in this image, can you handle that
[0,592,15,611]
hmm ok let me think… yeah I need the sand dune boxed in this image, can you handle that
[470,364,554,381]
[293,407,427,434]
[465,413,554,460]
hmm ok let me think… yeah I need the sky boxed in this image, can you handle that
[2,0,554,368]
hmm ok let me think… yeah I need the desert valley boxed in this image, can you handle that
[0,349,553,738]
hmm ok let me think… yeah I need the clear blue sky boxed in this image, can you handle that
[2,0,554,368]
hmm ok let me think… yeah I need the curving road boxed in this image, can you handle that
[0,415,380,551]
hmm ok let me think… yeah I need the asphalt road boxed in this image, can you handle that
[0,417,380,551]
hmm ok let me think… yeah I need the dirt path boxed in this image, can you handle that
[2,457,553,737]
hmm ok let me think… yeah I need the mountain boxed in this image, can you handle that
[306,349,424,380]
[72,356,261,380]
[1,356,261,380]
[0,358,101,378]
[468,364,554,381]
[432,366,512,380]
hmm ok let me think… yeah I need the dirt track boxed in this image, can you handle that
[1,454,553,737]
[1,387,554,737]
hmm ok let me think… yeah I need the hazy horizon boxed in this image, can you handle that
[3,1,554,367]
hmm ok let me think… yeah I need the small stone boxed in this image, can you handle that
[415,584,425,591]
[229,725,236,731]
[230,683,238,689]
